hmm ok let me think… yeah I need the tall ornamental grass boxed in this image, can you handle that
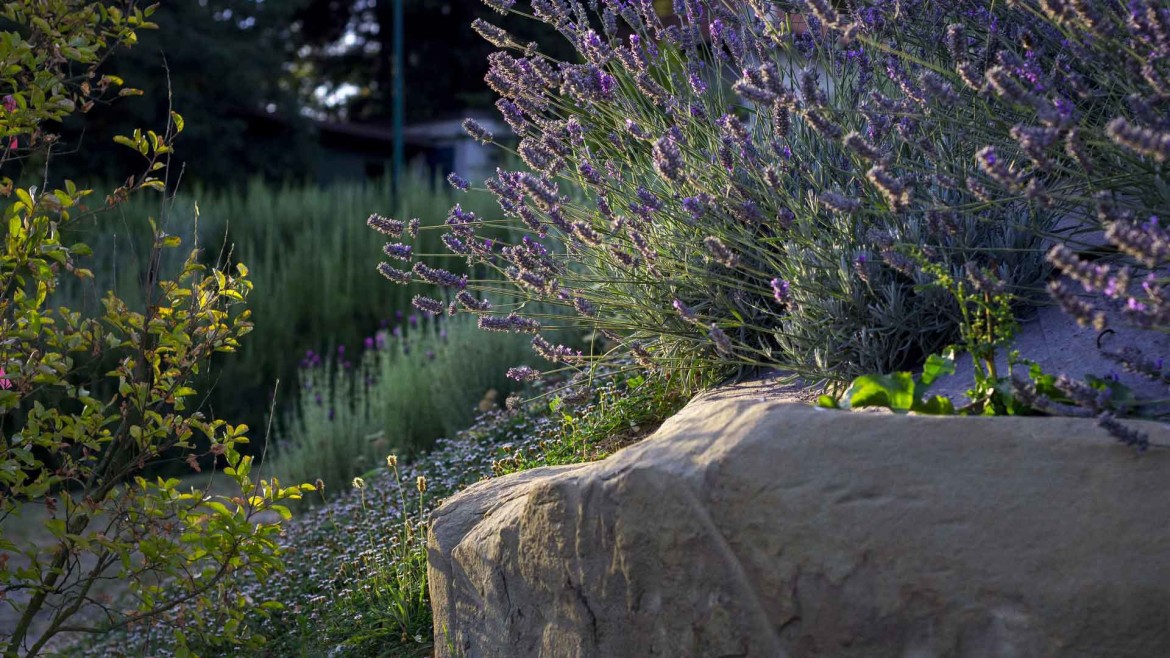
[369,0,1060,391]
[56,176,505,433]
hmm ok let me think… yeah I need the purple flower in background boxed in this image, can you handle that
[364,337,375,350]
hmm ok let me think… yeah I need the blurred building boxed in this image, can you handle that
[244,109,512,187]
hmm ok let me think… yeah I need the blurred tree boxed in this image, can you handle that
[289,0,574,123]
[48,0,316,188]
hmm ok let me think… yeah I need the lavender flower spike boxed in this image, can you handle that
[673,299,699,323]
[463,118,494,145]
[368,213,405,236]
[1106,117,1170,162]
[472,18,514,48]
[481,0,515,13]
[382,242,413,262]
[447,172,470,191]
[376,262,412,284]
[506,365,542,382]
[413,262,468,289]
[709,323,733,356]
[771,278,791,304]
[411,294,446,315]
[703,236,738,267]
[652,134,685,183]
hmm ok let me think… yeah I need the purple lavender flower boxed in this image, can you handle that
[819,191,861,214]
[573,296,595,317]
[561,63,617,103]
[478,312,541,333]
[481,0,515,14]
[376,262,412,284]
[382,242,413,262]
[368,214,405,236]
[472,18,514,48]
[519,172,560,211]
[804,109,842,140]
[447,172,470,191]
[531,335,582,363]
[976,146,1024,190]
[681,194,709,220]
[673,298,699,323]
[709,323,733,356]
[652,133,685,183]
[1097,412,1150,451]
[1106,117,1170,162]
[1047,278,1107,330]
[866,165,912,211]
[413,262,468,289]
[506,365,542,382]
[843,131,882,162]
[703,236,738,267]
[412,295,446,315]
[456,290,491,312]
[771,278,791,304]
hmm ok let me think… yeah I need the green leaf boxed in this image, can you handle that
[843,372,916,412]
[912,395,956,415]
[919,352,956,388]
[205,501,234,518]
[816,394,840,409]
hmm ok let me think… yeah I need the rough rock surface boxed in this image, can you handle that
[428,387,1170,657]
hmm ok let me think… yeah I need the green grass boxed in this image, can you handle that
[494,372,690,475]
[53,175,508,439]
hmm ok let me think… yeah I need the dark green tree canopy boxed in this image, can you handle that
[51,0,315,188]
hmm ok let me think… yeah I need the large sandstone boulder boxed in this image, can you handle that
[427,386,1170,657]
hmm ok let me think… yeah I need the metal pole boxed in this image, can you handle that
[392,0,405,200]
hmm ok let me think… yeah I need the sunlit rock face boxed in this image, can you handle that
[428,387,1170,658]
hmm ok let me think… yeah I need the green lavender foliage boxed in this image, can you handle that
[378,1,1059,391]
[797,0,1170,437]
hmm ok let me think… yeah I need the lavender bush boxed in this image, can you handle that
[371,0,1061,390]
[268,311,541,494]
